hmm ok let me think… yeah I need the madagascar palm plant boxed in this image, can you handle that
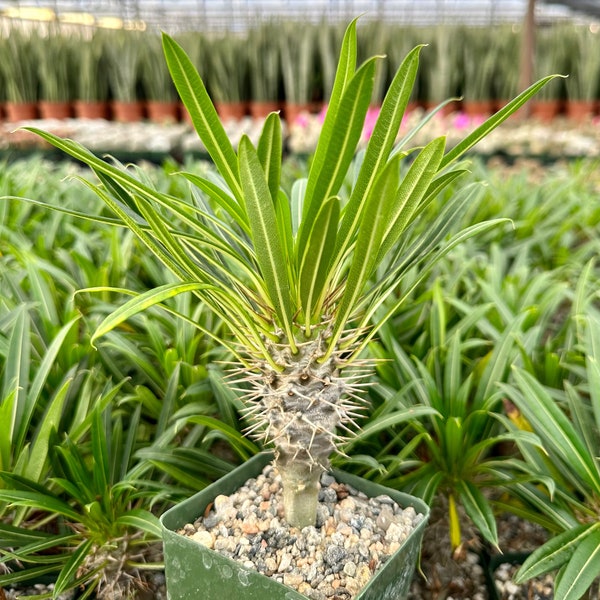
[19,20,554,529]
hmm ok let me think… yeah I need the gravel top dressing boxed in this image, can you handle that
[178,464,424,600]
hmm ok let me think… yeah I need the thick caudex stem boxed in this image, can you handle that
[243,335,366,528]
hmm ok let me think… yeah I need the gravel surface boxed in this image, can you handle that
[178,464,424,600]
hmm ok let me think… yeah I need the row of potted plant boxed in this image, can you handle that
[0,21,599,124]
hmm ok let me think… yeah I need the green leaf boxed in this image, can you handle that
[0,522,53,545]
[179,172,249,234]
[186,415,260,460]
[554,527,600,600]
[115,509,162,538]
[443,417,463,467]
[584,312,600,438]
[0,565,61,586]
[0,489,81,522]
[378,136,446,259]
[91,409,109,500]
[329,156,403,350]
[53,539,95,597]
[309,17,358,179]
[3,307,29,453]
[440,74,564,168]
[161,33,243,203]
[336,44,423,261]
[90,283,208,347]
[516,523,599,582]
[275,189,294,277]
[24,377,72,483]
[298,195,340,328]
[456,479,498,548]
[345,406,439,449]
[511,367,600,494]
[238,136,294,345]
[257,112,283,203]
[298,56,376,252]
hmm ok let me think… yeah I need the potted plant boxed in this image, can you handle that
[0,31,39,121]
[141,33,181,124]
[105,30,144,122]
[247,22,281,118]
[21,19,554,599]
[460,26,499,117]
[34,29,75,119]
[205,34,250,121]
[420,24,462,114]
[563,25,600,121]
[279,22,318,124]
[73,32,111,120]
[489,25,520,113]
[502,296,600,600]
[531,27,569,121]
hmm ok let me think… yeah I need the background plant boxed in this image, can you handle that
[501,264,600,600]
[104,31,143,103]
[33,28,76,103]
[0,159,249,597]
[205,34,249,105]
[247,22,281,103]
[0,31,39,104]
[140,33,179,103]
[279,21,318,105]
[72,31,110,103]
[563,24,600,102]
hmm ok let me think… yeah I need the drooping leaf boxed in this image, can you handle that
[90,283,208,347]
[456,479,498,548]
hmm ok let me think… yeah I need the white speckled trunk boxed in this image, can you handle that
[247,337,356,528]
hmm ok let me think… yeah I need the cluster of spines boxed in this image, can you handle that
[224,334,374,470]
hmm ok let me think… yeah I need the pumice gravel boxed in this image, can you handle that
[178,464,424,600]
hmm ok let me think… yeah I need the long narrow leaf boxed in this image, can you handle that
[516,523,599,582]
[238,136,294,345]
[298,196,340,328]
[379,136,446,259]
[440,75,563,168]
[457,479,498,548]
[298,57,376,252]
[162,34,243,203]
[90,283,208,347]
[257,112,283,203]
[511,367,600,494]
[554,528,600,600]
[336,44,423,262]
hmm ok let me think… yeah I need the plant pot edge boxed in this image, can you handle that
[160,452,429,600]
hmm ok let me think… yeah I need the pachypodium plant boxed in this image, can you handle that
[19,20,554,528]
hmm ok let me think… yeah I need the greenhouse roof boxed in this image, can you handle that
[0,0,596,32]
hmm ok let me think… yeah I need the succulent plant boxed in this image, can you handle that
[21,19,554,529]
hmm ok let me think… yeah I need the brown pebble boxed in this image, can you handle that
[241,522,259,535]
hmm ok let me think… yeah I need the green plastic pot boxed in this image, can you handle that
[160,452,429,600]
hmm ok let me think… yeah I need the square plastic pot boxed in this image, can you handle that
[160,452,429,600]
